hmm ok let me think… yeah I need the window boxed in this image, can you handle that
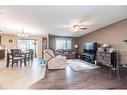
[18,40,38,57]
[56,38,72,50]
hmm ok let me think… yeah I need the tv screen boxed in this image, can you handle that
[84,42,97,52]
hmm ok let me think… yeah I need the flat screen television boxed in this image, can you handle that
[83,42,97,53]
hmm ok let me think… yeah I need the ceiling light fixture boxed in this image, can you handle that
[17,28,28,40]
[73,25,80,32]
[73,24,87,32]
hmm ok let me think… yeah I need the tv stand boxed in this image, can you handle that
[81,52,96,64]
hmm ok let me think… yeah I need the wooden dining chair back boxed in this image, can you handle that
[6,49,13,67]
[29,49,33,58]
[11,49,23,67]
[26,49,34,64]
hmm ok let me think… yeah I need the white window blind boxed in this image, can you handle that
[56,38,72,50]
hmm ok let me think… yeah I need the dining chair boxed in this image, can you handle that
[26,49,34,64]
[6,49,13,67]
[11,49,25,67]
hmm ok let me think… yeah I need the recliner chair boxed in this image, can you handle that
[44,49,66,69]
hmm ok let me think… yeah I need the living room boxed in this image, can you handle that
[48,17,127,66]
[0,4,127,95]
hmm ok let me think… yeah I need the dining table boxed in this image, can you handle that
[6,51,29,67]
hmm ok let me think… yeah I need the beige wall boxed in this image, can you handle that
[1,34,18,49]
[78,18,127,65]
[1,34,46,58]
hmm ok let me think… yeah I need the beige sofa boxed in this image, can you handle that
[44,49,66,69]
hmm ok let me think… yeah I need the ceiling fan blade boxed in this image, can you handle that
[80,27,87,30]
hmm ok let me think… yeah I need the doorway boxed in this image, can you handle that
[18,39,37,58]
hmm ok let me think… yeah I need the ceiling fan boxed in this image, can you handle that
[72,24,87,32]
[63,24,87,32]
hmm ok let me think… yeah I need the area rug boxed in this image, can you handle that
[66,59,99,71]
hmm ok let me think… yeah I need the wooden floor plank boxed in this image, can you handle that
[0,59,46,89]
[30,64,127,89]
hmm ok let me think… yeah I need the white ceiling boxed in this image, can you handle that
[0,6,127,37]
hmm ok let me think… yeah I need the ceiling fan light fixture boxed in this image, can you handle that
[73,25,80,32]
[72,24,87,32]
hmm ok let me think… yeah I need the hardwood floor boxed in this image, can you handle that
[0,58,127,89]
[30,64,127,89]
[0,58,46,89]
